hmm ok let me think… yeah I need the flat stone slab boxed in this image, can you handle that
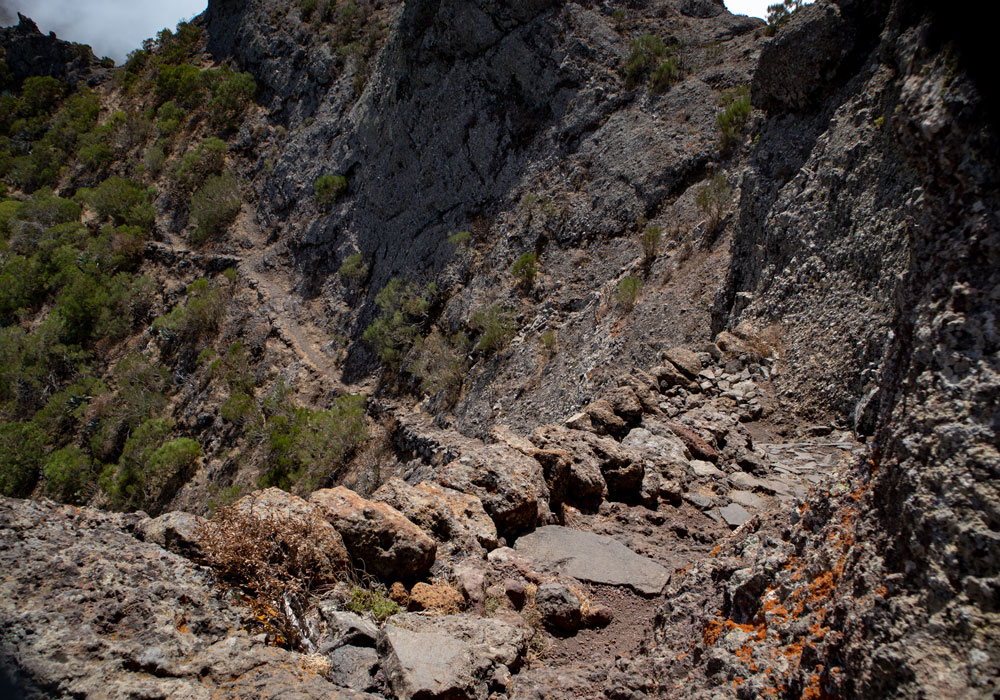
[718,503,752,528]
[514,525,669,595]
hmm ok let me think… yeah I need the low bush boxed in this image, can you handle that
[650,57,680,93]
[43,445,94,503]
[363,278,433,371]
[172,137,227,191]
[469,304,516,353]
[339,253,368,285]
[207,71,256,131]
[716,86,751,155]
[155,100,188,136]
[511,252,538,289]
[189,170,240,243]
[625,35,669,88]
[641,223,662,265]
[153,277,229,350]
[314,173,348,206]
[347,585,400,622]
[0,421,46,497]
[101,418,200,512]
[616,275,642,310]
[260,393,368,494]
[695,172,732,235]
[408,330,468,402]
[77,176,156,232]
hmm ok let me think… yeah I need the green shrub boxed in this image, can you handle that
[19,77,65,119]
[102,419,200,512]
[650,57,680,93]
[207,71,256,131]
[641,223,662,264]
[301,0,319,20]
[153,277,228,348]
[260,393,368,494]
[154,64,206,108]
[625,34,668,87]
[190,170,240,243]
[144,141,167,175]
[347,585,400,622]
[539,330,558,355]
[363,278,433,371]
[0,421,45,497]
[695,172,731,235]
[448,230,471,246]
[314,174,348,205]
[408,330,468,402]
[339,253,368,285]
[78,138,113,171]
[511,252,538,289]
[77,176,156,231]
[43,446,94,503]
[616,275,641,310]
[222,392,260,428]
[156,100,188,136]
[172,137,227,191]
[469,304,516,353]
[716,86,751,155]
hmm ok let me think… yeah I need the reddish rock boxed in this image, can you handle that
[309,486,436,581]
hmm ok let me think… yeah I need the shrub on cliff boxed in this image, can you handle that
[511,252,538,289]
[363,278,433,371]
[314,173,348,206]
[696,173,732,235]
[77,176,156,232]
[0,421,45,497]
[189,170,240,243]
[470,304,517,353]
[716,86,751,155]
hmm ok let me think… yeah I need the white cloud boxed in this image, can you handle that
[5,0,208,64]
[724,0,771,18]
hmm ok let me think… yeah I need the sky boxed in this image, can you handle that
[3,0,208,64]
[3,0,772,66]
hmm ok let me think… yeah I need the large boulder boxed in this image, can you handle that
[372,478,498,554]
[752,2,856,113]
[438,444,550,539]
[309,487,436,581]
[378,613,529,700]
[530,425,643,503]
[137,510,207,559]
[528,425,608,509]
[622,427,692,481]
[0,497,371,700]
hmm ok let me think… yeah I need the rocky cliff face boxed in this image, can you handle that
[1,0,997,698]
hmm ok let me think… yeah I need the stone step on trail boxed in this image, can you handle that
[513,525,669,596]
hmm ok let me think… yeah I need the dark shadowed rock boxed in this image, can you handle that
[535,582,582,634]
[514,526,669,595]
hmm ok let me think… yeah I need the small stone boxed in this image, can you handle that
[535,582,581,634]
[408,582,464,613]
[389,582,409,606]
[582,604,614,627]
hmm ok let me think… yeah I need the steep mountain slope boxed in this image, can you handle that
[1,0,997,698]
